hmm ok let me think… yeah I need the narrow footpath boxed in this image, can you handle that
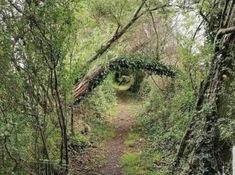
[98,99,134,175]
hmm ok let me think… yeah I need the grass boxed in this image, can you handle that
[89,117,115,143]
[88,102,118,142]
[120,152,145,175]
[121,131,146,175]
[120,151,167,175]
[124,132,141,147]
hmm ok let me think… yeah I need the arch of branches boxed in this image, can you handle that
[73,56,175,104]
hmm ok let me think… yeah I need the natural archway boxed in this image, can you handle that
[73,56,175,104]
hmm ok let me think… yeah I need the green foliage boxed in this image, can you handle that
[133,55,203,173]
[73,55,175,105]
[124,133,141,147]
[0,0,79,173]
[69,134,91,153]
[120,152,145,175]
[76,75,116,145]
[1,0,234,174]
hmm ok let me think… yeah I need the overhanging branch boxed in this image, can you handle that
[87,1,169,64]
[217,26,235,36]
[73,57,175,104]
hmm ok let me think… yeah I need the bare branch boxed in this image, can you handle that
[217,26,235,36]
[87,1,169,63]
[7,0,25,15]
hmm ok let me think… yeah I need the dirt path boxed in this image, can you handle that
[98,99,135,175]
[70,94,141,175]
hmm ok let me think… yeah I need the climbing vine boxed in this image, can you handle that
[73,56,175,104]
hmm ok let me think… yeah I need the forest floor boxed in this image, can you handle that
[98,94,139,175]
[71,92,143,175]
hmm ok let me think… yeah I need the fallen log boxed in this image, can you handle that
[73,57,175,104]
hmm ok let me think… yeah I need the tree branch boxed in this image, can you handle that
[73,56,175,104]
[217,26,235,36]
[87,1,169,63]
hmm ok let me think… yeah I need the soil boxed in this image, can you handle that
[70,93,140,175]
[98,100,133,175]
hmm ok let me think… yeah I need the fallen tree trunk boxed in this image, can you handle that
[73,57,175,104]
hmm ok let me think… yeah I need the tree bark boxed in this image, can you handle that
[73,57,175,104]
[171,1,235,173]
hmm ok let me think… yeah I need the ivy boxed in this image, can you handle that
[74,56,175,104]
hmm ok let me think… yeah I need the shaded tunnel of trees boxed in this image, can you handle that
[1,0,235,174]
[73,57,175,104]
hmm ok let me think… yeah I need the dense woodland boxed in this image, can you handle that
[0,0,235,174]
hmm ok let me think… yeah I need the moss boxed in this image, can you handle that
[120,152,146,175]
[124,132,141,147]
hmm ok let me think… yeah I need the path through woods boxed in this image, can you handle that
[72,93,141,175]
[99,95,139,175]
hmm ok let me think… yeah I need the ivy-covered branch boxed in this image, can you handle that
[73,57,175,104]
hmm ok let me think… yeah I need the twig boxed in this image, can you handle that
[144,1,160,59]
[217,26,235,36]
[224,0,235,27]
[87,1,169,63]
[7,0,25,15]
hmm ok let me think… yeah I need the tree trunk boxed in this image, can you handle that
[73,57,175,104]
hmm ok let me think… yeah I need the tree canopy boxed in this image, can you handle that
[0,0,234,174]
